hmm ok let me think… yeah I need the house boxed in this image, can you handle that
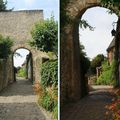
[106,38,115,64]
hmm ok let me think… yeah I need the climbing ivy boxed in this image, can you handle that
[60,0,71,28]
[41,60,58,88]
[60,0,94,30]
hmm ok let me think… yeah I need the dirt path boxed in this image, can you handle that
[61,86,113,120]
[0,78,50,120]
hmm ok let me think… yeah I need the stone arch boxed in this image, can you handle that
[12,43,49,83]
[12,44,35,82]
[61,0,119,104]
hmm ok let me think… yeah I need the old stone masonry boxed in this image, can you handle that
[0,78,50,120]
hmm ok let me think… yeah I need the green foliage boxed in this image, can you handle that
[41,60,58,88]
[39,59,58,119]
[80,43,90,74]
[29,17,58,55]
[60,0,93,31]
[39,92,54,112]
[91,54,105,74]
[0,35,13,59]
[96,60,116,85]
[79,19,94,31]
[0,0,13,12]
[101,0,120,16]
[60,0,71,28]
[17,67,26,77]
[0,0,7,11]
[53,104,58,119]
[38,86,58,119]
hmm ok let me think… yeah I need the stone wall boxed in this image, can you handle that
[0,10,43,46]
[0,10,48,86]
[61,0,101,106]
[0,58,14,91]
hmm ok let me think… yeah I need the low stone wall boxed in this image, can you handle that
[0,58,14,91]
[88,75,97,85]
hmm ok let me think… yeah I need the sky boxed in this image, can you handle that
[6,0,59,20]
[6,0,59,67]
[79,7,118,60]
[13,49,30,67]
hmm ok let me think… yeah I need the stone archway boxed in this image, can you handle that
[61,0,119,105]
[0,10,49,88]
[12,45,34,82]
[12,44,49,83]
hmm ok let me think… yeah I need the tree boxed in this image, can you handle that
[29,17,58,55]
[0,0,13,12]
[90,54,105,74]
[0,0,7,11]
[79,43,90,96]
[80,43,90,74]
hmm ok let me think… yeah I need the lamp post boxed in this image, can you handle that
[111,22,117,36]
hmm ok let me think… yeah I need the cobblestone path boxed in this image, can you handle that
[0,78,49,120]
[61,86,113,120]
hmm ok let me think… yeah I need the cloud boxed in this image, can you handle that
[24,0,35,6]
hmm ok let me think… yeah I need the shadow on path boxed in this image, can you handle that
[61,86,113,120]
[0,78,34,96]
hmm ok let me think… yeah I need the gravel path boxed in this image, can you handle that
[0,78,49,120]
[61,86,113,120]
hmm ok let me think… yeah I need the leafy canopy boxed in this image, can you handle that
[0,0,13,11]
[91,54,105,74]
[0,0,7,11]
[80,43,90,74]
[101,0,120,16]
[30,17,58,55]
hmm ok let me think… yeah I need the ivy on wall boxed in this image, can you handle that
[41,60,58,88]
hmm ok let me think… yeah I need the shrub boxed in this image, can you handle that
[96,60,116,85]
[38,87,57,112]
[0,35,13,59]
[41,60,58,88]
[17,67,26,77]
[29,17,58,55]
[53,105,58,119]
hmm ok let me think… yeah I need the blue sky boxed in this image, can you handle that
[79,7,118,59]
[6,0,59,20]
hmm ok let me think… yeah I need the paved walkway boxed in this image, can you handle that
[61,86,113,120]
[0,78,49,120]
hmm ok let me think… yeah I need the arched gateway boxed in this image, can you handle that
[0,10,49,85]
[61,0,120,105]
